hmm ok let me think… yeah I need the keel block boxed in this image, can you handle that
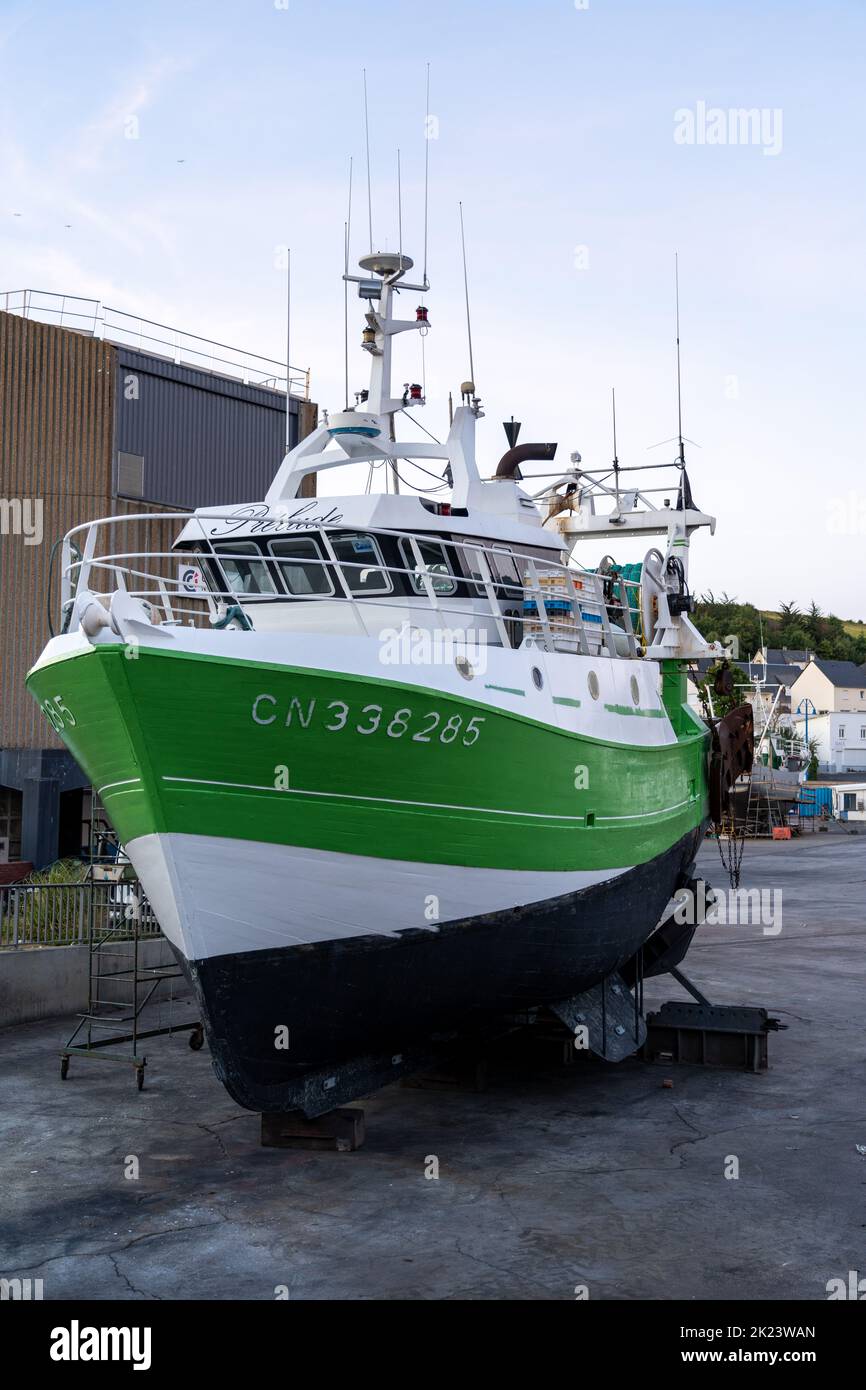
[260,1107,365,1152]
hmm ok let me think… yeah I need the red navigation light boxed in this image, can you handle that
[409,383,423,401]
[416,305,428,322]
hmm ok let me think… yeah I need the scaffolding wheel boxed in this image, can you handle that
[60,1056,69,1080]
[189,1025,204,1051]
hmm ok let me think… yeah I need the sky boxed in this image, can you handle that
[2,0,865,614]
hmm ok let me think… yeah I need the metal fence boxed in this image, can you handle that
[0,880,162,949]
[1,288,311,398]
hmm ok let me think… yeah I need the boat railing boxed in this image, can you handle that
[57,513,644,659]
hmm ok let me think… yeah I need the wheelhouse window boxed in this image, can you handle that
[465,543,524,599]
[268,537,333,596]
[398,537,457,596]
[212,542,278,596]
[330,533,392,594]
[490,548,524,600]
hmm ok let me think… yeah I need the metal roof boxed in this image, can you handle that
[800,658,866,688]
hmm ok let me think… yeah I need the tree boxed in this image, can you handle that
[693,595,763,662]
[805,602,823,643]
[694,660,749,720]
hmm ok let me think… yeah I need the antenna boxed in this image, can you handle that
[285,247,292,453]
[344,156,353,410]
[459,201,476,391]
[675,251,685,466]
[611,386,620,508]
[396,148,403,264]
[363,69,373,252]
[422,62,431,288]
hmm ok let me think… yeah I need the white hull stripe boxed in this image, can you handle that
[124,832,633,959]
[98,778,142,795]
[161,774,697,825]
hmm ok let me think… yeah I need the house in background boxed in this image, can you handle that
[744,661,798,718]
[790,658,866,772]
[752,646,813,671]
[750,647,811,669]
[731,647,816,730]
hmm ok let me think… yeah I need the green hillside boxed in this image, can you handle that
[694,597,866,666]
[758,610,866,643]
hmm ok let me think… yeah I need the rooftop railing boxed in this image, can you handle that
[1,289,311,399]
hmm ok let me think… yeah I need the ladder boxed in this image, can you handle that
[59,798,202,1088]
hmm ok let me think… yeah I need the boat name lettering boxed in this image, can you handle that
[251,693,485,746]
[208,502,344,537]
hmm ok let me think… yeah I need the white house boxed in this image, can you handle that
[790,658,866,772]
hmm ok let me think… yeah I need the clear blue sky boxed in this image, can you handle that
[2,0,864,613]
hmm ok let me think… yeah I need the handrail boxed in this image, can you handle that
[57,512,644,659]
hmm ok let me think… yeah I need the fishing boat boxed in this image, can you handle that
[27,243,739,1114]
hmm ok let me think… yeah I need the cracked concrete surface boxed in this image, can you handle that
[1,837,864,1300]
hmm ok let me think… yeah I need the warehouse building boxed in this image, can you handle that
[0,292,316,875]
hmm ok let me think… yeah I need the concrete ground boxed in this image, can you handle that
[2,833,864,1301]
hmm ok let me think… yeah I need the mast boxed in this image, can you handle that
[675,251,685,468]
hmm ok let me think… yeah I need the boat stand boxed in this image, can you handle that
[643,993,783,1073]
[549,875,786,1074]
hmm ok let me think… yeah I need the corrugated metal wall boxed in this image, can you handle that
[1,313,317,754]
[0,311,115,750]
[114,351,301,509]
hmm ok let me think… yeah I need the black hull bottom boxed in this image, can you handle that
[182,828,704,1112]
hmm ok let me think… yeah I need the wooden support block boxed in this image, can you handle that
[261,1107,365,1152]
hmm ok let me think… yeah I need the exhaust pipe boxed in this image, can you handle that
[495,441,558,480]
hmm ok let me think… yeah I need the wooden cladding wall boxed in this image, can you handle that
[0,312,115,750]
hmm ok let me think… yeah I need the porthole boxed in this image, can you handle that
[630,675,640,705]
[531,666,544,691]
[587,671,600,700]
[456,656,474,681]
